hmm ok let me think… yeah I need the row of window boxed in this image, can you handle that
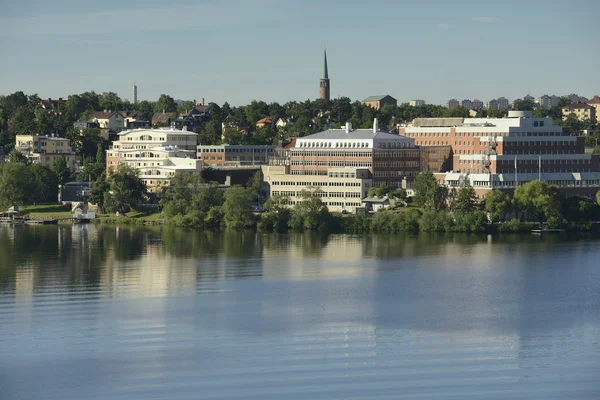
[271,191,364,199]
[291,161,372,167]
[290,151,371,157]
[373,161,420,168]
[271,181,363,187]
[498,159,591,165]
[504,141,575,147]
[373,171,418,177]
[373,150,420,158]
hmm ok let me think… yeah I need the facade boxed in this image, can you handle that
[288,120,420,188]
[461,99,472,109]
[587,96,600,123]
[261,165,372,214]
[562,103,596,121]
[363,95,397,110]
[106,129,200,190]
[276,118,294,128]
[400,111,600,197]
[91,111,125,132]
[197,144,276,168]
[497,97,510,110]
[471,99,484,110]
[319,50,330,100]
[408,100,425,107]
[538,94,560,109]
[486,99,499,110]
[73,121,100,130]
[15,134,77,170]
[446,99,459,110]
[421,145,453,172]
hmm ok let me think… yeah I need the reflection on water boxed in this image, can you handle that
[1,225,599,399]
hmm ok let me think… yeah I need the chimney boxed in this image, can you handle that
[373,118,378,133]
[58,97,63,101]
[202,97,205,106]
[48,98,51,102]
[345,122,352,133]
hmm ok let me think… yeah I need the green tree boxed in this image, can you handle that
[136,100,155,122]
[512,99,535,111]
[488,109,508,118]
[597,190,600,207]
[368,183,390,198]
[191,183,224,213]
[390,188,407,202]
[222,185,254,229]
[89,172,109,210]
[259,194,291,231]
[453,181,477,213]
[414,172,447,210]
[289,188,330,231]
[103,165,148,214]
[513,180,561,222]
[247,171,262,203]
[7,149,30,164]
[32,164,59,203]
[0,162,36,209]
[154,94,177,113]
[245,100,269,125]
[485,190,512,222]
[9,107,37,134]
[98,92,123,111]
[52,156,70,184]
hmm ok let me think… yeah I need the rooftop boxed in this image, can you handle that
[117,128,198,136]
[363,95,395,102]
[562,103,594,110]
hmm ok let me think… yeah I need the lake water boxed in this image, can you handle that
[1,225,599,399]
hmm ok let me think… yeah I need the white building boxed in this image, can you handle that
[409,100,425,107]
[106,128,201,190]
[262,165,373,214]
[91,111,125,132]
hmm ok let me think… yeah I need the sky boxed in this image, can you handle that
[0,0,599,106]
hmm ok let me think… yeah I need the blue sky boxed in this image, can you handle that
[1,0,598,106]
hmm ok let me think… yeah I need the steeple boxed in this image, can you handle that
[319,49,330,100]
[322,49,329,80]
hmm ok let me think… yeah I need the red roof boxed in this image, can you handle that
[256,117,272,124]
[588,95,600,104]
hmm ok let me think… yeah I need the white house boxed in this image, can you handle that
[91,111,125,132]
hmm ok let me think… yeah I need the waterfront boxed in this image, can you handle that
[1,225,599,399]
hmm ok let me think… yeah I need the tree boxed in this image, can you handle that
[136,100,155,122]
[247,171,262,203]
[485,190,511,222]
[413,172,447,211]
[391,188,407,202]
[52,157,70,184]
[245,100,269,125]
[488,109,508,118]
[7,149,30,164]
[98,92,123,111]
[368,183,390,198]
[32,164,59,203]
[597,190,600,207]
[513,180,561,222]
[289,188,330,231]
[453,181,477,213]
[154,94,177,113]
[88,172,109,210]
[259,195,291,231]
[0,162,36,209]
[222,185,254,229]
[103,165,147,214]
[512,99,535,111]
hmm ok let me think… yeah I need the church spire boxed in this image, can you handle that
[319,49,330,100]
[322,49,329,80]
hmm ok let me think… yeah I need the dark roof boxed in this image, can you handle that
[363,95,396,102]
[121,111,139,118]
[40,98,65,110]
[562,103,594,110]
[256,117,272,124]
[152,112,176,125]
[223,114,236,123]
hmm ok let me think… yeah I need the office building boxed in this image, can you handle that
[197,144,276,168]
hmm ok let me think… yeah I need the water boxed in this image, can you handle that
[1,225,599,399]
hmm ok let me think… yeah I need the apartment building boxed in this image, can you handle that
[588,96,600,123]
[409,100,425,107]
[106,128,200,190]
[15,134,77,170]
[446,99,459,109]
[197,144,276,168]
[262,165,372,214]
[562,103,596,122]
[400,111,600,197]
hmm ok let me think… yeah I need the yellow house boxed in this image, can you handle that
[587,96,600,123]
[561,103,596,122]
[15,134,77,170]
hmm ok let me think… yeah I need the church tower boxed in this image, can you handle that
[319,49,330,100]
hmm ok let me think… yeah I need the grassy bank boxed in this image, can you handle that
[21,204,73,220]
[20,204,163,225]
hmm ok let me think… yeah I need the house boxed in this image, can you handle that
[362,196,396,212]
[15,134,77,170]
[587,96,600,123]
[256,117,273,128]
[276,118,294,128]
[562,103,596,122]
[221,114,238,132]
[362,95,397,110]
[91,111,125,132]
[171,106,210,133]
[73,121,100,130]
[152,112,176,127]
[40,98,66,116]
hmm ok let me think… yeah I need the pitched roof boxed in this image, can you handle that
[91,111,118,119]
[363,95,396,102]
[562,103,594,110]
[151,112,176,125]
[256,117,273,124]
[40,98,65,110]
[588,96,600,104]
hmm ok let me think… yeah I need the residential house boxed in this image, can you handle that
[15,134,77,170]
[40,98,66,116]
[152,112,176,128]
[587,96,600,123]
[276,118,294,128]
[91,111,125,132]
[409,100,425,107]
[562,103,596,122]
[256,117,273,128]
[362,196,396,213]
[362,95,397,110]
